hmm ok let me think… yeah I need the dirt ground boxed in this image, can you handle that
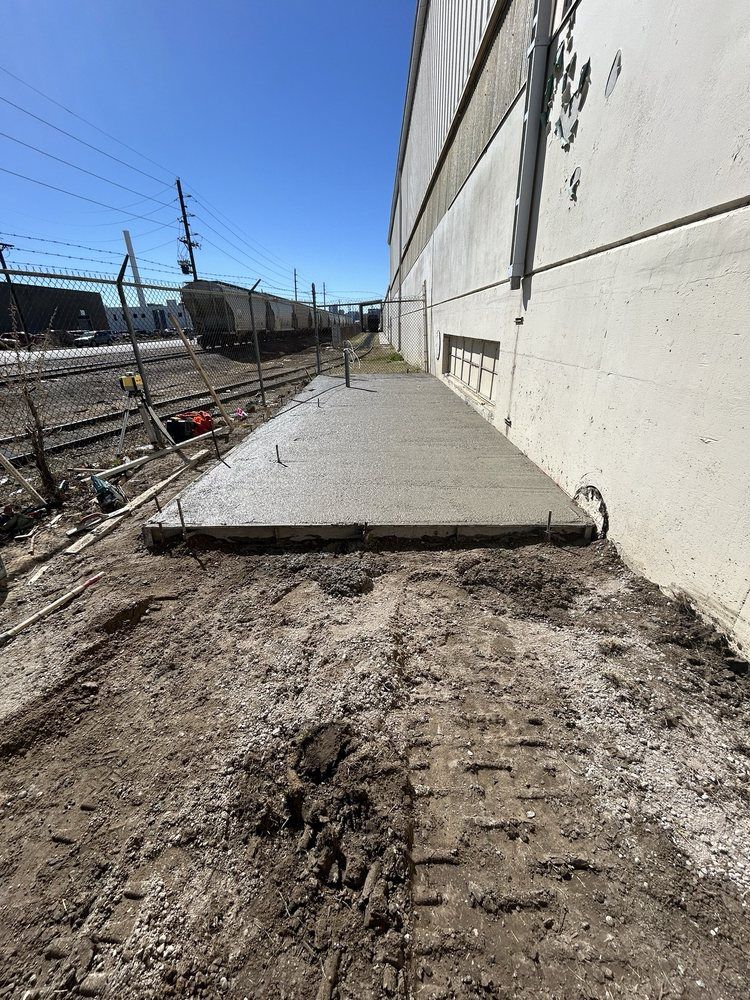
[0,420,749,998]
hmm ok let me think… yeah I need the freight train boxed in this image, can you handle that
[181,280,348,350]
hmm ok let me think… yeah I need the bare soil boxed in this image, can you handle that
[0,433,749,998]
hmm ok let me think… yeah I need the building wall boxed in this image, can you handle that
[0,283,107,334]
[396,0,500,246]
[390,0,750,648]
[106,300,190,334]
[390,0,533,293]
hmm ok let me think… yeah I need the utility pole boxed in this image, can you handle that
[0,243,29,335]
[176,177,199,281]
[293,268,298,302]
[123,230,147,310]
[323,282,326,309]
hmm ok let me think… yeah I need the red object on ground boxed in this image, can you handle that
[176,410,214,436]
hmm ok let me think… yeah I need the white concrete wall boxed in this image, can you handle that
[531,0,750,269]
[497,209,750,646]
[390,0,750,649]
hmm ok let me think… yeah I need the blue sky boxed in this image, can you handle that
[0,0,412,302]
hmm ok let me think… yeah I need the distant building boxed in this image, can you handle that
[106,298,191,334]
[0,282,107,335]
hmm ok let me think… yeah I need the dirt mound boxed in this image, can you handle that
[226,723,413,996]
[457,549,587,621]
[313,563,374,598]
[295,721,353,782]
[307,553,390,598]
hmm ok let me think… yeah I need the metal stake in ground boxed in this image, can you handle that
[247,280,266,409]
[312,283,321,375]
[210,426,230,467]
[176,497,187,540]
[343,346,351,388]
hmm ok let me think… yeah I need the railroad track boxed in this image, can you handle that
[0,346,213,387]
[0,334,330,387]
[2,357,344,463]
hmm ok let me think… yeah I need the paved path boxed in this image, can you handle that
[145,374,591,543]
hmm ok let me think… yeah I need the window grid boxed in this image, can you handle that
[448,336,498,402]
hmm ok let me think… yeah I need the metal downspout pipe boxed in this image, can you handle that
[508,0,554,290]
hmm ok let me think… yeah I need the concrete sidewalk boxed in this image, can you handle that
[144,375,591,543]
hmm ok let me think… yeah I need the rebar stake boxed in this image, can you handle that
[275,445,281,464]
[176,498,187,541]
[211,426,230,467]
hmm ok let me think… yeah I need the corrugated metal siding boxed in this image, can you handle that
[401,0,497,242]
[397,0,534,284]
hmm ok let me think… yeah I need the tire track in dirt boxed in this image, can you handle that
[395,550,750,998]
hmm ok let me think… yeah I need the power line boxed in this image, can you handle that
[0,230,176,266]
[0,230,189,272]
[2,242,186,274]
[70,184,175,215]
[196,233,265,277]
[0,130,176,209]
[193,214,296,283]
[0,66,318,285]
[0,93,167,187]
[4,244,180,272]
[0,228,377,299]
[0,62,176,182]
[3,257,310,295]
[139,236,180,254]
[0,165,179,223]
[0,230,125,254]
[190,193,304,279]
[181,234,302,292]
[97,221,178,242]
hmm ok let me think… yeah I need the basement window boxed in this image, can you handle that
[446,336,499,403]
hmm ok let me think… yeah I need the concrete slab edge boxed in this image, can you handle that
[142,520,592,548]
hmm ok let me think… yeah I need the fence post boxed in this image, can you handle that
[248,283,266,408]
[344,346,351,387]
[312,283,321,375]
[116,255,154,408]
[397,294,402,354]
[0,248,30,335]
[422,280,429,373]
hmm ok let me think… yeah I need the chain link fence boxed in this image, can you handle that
[0,268,345,502]
[0,269,429,510]
[325,293,428,379]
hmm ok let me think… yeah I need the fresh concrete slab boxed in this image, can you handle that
[144,375,591,544]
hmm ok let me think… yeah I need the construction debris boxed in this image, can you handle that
[0,571,103,646]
